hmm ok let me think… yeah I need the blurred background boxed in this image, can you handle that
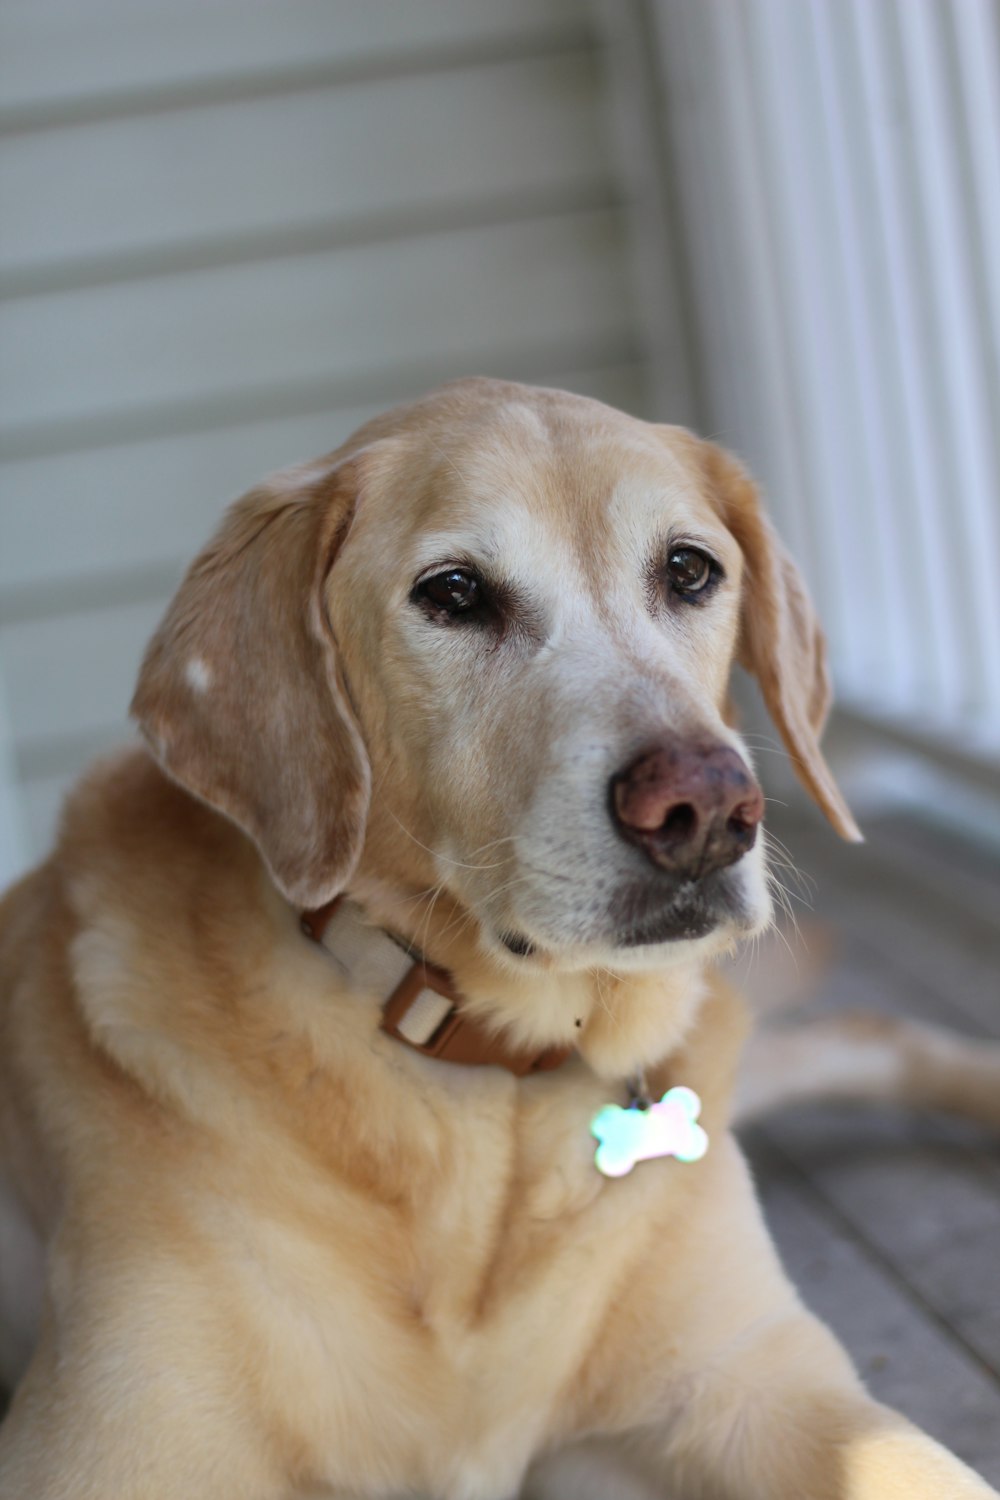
[0,0,998,1478]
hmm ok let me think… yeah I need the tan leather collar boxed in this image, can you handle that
[301,898,573,1078]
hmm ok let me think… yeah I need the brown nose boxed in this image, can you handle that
[610,740,765,878]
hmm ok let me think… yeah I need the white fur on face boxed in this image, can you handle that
[343,423,772,972]
[435,608,773,972]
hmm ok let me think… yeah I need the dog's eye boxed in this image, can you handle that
[664,547,718,599]
[414,569,485,619]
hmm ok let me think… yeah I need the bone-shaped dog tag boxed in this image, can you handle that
[590,1086,708,1178]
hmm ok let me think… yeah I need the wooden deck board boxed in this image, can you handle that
[745,1133,1000,1485]
[770,810,1000,1039]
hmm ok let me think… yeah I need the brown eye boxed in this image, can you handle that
[665,547,718,599]
[414,568,484,618]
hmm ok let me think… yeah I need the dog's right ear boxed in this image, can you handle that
[700,439,862,843]
[131,452,376,909]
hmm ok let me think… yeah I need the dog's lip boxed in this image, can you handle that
[499,930,536,958]
[611,900,720,947]
[494,869,747,957]
[608,869,741,948]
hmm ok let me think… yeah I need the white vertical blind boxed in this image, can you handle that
[608,0,1000,760]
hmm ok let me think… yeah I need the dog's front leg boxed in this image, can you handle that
[529,1131,998,1500]
[0,1324,293,1500]
[527,1328,998,1500]
[621,1307,999,1500]
[527,1398,995,1500]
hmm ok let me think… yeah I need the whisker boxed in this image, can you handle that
[383,806,516,871]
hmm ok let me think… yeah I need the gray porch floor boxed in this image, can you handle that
[743,805,1000,1486]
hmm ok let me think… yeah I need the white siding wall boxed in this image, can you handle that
[0,0,655,873]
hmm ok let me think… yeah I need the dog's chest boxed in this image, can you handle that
[227,1094,657,1497]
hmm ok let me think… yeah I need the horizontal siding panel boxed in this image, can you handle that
[0,209,631,439]
[0,365,648,600]
[0,0,589,115]
[0,407,389,601]
[5,600,163,752]
[19,754,137,864]
[17,772,68,865]
[0,53,607,282]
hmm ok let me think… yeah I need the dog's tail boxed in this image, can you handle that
[728,921,1000,1130]
[735,1009,1000,1129]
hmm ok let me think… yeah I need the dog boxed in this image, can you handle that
[1,378,997,1499]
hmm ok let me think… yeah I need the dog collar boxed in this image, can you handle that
[300,898,573,1078]
[300,899,709,1176]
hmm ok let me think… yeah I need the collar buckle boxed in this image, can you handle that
[302,898,572,1078]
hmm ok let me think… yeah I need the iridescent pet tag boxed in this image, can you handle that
[590,1086,709,1178]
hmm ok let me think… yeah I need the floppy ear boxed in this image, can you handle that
[702,442,861,842]
[131,454,372,907]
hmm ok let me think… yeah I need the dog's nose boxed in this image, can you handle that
[610,740,764,878]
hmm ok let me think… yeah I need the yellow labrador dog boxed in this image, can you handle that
[1,379,997,1499]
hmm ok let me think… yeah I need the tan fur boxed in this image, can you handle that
[0,380,994,1499]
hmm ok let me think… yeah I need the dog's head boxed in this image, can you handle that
[132,379,857,974]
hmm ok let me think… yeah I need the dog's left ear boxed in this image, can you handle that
[702,441,861,842]
[131,451,377,907]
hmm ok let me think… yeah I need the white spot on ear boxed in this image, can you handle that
[185,657,212,693]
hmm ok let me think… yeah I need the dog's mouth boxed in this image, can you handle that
[499,930,537,958]
[609,884,726,947]
[497,868,749,959]
[610,869,746,947]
